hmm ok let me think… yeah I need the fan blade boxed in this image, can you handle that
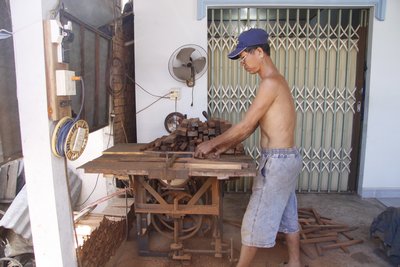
[173,66,192,81]
[192,57,206,73]
[176,47,195,64]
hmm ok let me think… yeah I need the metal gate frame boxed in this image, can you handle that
[207,7,369,193]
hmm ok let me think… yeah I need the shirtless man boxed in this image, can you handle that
[194,28,303,267]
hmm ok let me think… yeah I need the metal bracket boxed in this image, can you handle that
[197,0,386,21]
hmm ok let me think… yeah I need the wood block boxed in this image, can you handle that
[0,166,7,199]
[163,133,177,144]
[179,142,188,151]
[208,128,216,135]
[5,162,18,199]
[181,119,189,127]
[0,160,20,200]
[207,121,216,128]
[190,119,199,128]
[176,126,187,136]
[187,131,198,137]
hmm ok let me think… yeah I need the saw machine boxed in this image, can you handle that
[80,143,256,261]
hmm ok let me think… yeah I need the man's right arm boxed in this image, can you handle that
[194,77,280,158]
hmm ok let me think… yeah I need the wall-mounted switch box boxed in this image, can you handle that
[56,70,76,96]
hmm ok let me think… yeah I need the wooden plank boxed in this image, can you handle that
[139,180,168,205]
[80,159,256,178]
[94,155,251,170]
[135,203,219,215]
[181,162,243,170]
[5,161,18,199]
[0,165,7,199]
[100,206,131,217]
[187,178,213,206]
[102,143,145,154]
[300,236,337,244]
[301,224,349,229]
[306,232,337,238]
[108,197,135,207]
[321,239,363,250]
[312,208,323,225]
[223,219,242,228]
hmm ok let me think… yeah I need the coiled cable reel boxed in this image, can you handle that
[51,76,89,161]
[51,117,89,160]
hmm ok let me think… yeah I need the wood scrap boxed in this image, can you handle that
[298,208,363,257]
[223,208,363,259]
[142,117,245,155]
[76,207,134,267]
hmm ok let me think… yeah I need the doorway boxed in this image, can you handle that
[207,7,369,193]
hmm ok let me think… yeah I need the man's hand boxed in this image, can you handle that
[194,140,219,159]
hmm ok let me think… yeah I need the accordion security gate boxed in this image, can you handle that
[207,8,368,193]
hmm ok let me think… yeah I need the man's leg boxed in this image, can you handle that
[285,232,301,267]
[236,244,258,267]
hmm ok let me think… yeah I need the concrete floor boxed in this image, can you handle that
[105,193,395,267]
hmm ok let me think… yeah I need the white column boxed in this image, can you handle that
[10,1,78,266]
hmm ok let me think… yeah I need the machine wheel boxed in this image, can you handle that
[151,191,203,240]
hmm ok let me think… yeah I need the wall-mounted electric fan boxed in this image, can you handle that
[168,44,207,87]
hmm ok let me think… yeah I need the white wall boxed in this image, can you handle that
[134,0,208,143]
[68,127,112,212]
[360,0,400,197]
[135,0,400,197]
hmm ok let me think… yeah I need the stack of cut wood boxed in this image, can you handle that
[144,117,245,154]
[297,208,363,259]
[76,208,134,267]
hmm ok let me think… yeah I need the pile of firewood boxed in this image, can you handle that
[297,208,363,259]
[76,207,134,267]
[143,117,245,154]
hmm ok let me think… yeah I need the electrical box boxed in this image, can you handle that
[169,88,181,100]
[43,20,72,121]
[56,70,76,96]
[49,20,64,63]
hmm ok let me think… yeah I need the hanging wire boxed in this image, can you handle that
[136,92,170,114]
[190,85,195,107]
[108,57,126,96]
[125,73,169,98]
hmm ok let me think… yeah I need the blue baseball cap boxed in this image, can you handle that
[228,28,269,60]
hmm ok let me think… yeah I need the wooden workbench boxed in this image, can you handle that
[80,143,256,180]
[79,143,257,260]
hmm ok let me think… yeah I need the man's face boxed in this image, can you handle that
[239,49,258,73]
